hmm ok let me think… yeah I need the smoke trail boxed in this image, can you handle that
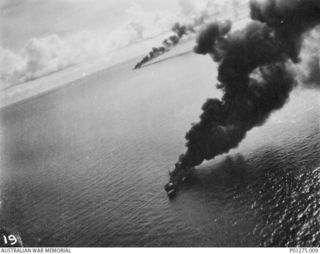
[133,22,195,69]
[133,0,250,70]
[170,0,320,180]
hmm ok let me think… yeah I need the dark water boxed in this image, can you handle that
[0,52,319,247]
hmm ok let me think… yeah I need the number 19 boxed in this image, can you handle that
[3,234,17,245]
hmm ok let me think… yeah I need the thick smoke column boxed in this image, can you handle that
[134,22,195,69]
[167,0,320,189]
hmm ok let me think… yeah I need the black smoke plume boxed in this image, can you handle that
[133,8,219,70]
[170,0,320,180]
[134,22,195,69]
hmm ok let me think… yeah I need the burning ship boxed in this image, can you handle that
[163,0,320,199]
[164,162,193,199]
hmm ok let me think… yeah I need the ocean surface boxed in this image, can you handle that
[0,51,319,247]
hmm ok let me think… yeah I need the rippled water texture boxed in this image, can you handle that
[0,53,319,246]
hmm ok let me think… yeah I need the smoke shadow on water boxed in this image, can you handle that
[172,141,320,247]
